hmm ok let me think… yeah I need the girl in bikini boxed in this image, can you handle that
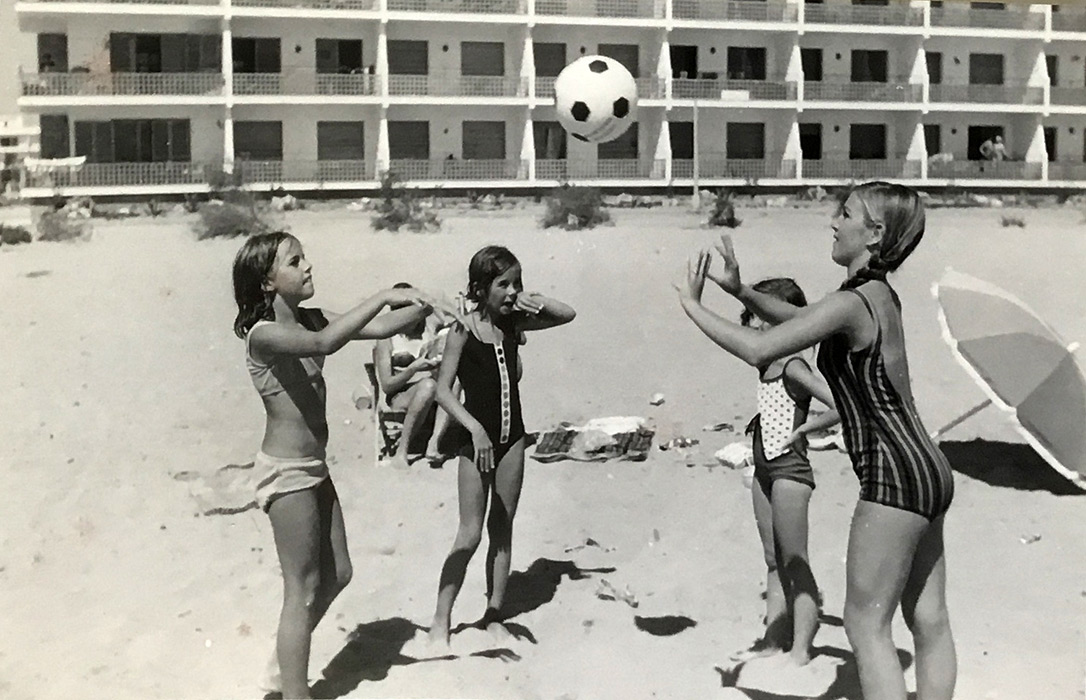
[233,232,437,699]
[677,183,955,700]
[427,245,576,646]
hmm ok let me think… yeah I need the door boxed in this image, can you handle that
[799,123,822,160]
[37,34,68,72]
[967,125,1003,160]
[670,45,697,79]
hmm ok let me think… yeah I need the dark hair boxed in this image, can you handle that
[839,181,926,290]
[740,278,807,326]
[466,245,520,309]
[232,231,295,339]
[393,281,413,289]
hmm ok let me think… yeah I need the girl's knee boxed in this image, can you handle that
[455,524,484,552]
[283,568,322,606]
[843,601,893,643]
[903,599,950,637]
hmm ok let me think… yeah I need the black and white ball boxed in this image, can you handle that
[554,55,638,144]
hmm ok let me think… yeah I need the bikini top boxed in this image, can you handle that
[245,310,327,398]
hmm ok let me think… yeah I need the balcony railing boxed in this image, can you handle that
[1050,87,1086,107]
[24,161,212,189]
[672,77,796,101]
[930,6,1043,30]
[535,158,663,179]
[386,159,525,180]
[1052,10,1086,32]
[803,159,918,179]
[234,73,282,95]
[238,159,375,183]
[804,80,921,103]
[535,0,662,19]
[928,160,1042,180]
[25,0,219,4]
[234,0,378,9]
[672,0,794,22]
[316,73,381,96]
[929,83,1044,105]
[388,0,524,12]
[803,3,922,27]
[388,73,527,97]
[1048,162,1086,181]
[21,72,224,97]
[672,155,795,179]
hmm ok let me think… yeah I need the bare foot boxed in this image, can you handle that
[259,650,281,695]
[426,624,450,647]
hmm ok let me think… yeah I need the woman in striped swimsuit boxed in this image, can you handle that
[677,182,955,700]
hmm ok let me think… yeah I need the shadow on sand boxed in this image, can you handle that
[716,645,915,700]
[941,439,1084,496]
[501,557,616,618]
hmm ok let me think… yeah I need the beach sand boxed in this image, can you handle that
[1,202,1083,700]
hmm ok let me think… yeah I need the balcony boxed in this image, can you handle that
[233,0,378,9]
[930,6,1043,31]
[672,155,795,179]
[804,80,921,103]
[929,83,1043,105]
[238,159,375,183]
[21,72,224,98]
[388,73,527,98]
[1051,87,1086,107]
[803,3,922,27]
[387,158,525,180]
[672,77,796,101]
[1048,162,1086,181]
[388,0,524,12]
[803,159,919,179]
[316,74,381,96]
[672,0,794,23]
[535,0,661,20]
[24,161,212,189]
[21,0,219,5]
[535,158,663,179]
[928,160,1042,180]
[1052,10,1086,32]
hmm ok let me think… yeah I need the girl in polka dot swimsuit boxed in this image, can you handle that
[428,245,576,646]
[738,278,840,669]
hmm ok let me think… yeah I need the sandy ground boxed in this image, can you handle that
[1,201,1084,700]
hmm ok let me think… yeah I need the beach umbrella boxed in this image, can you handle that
[932,268,1086,489]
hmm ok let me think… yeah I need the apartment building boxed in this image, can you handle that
[12,0,1086,197]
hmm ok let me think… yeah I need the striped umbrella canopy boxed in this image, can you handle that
[933,268,1086,488]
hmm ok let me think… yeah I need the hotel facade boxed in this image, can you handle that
[11,0,1086,197]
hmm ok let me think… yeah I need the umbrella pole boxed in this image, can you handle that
[930,399,993,440]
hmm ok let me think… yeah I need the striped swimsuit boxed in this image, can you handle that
[816,281,954,520]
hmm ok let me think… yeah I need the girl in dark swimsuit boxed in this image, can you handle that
[676,183,955,700]
[428,245,576,646]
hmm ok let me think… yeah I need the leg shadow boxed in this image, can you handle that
[634,615,697,637]
[501,558,616,619]
[941,439,1084,496]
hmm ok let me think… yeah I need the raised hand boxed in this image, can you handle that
[674,249,711,304]
[513,292,545,316]
[708,234,742,296]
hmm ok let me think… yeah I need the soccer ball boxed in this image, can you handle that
[553,55,638,144]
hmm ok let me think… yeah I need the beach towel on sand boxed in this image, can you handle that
[531,416,655,463]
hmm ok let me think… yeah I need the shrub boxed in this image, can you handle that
[0,224,32,245]
[1000,213,1026,228]
[540,185,610,230]
[372,171,440,232]
[707,189,742,228]
[146,198,166,217]
[37,211,92,242]
[193,190,277,240]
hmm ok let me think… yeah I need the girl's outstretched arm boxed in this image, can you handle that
[512,293,576,331]
[708,234,804,324]
[677,250,863,367]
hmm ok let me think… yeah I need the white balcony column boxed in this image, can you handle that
[525,0,534,19]
[1032,3,1051,35]
[921,0,930,33]
[520,30,535,100]
[223,110,235,175]
[906,121,927,180]
[1025,121,1047,180]
[221,20,234,100]
[376,110,390,178]
[1027,49,1050,111]
[657,32,672,103]
[908,45,928,104]
[794,0,804,27]
[784,119,801,180]
[376,23,389,101]
[655,114,672,182]
[786,43,803,104]
[521,113,535,181]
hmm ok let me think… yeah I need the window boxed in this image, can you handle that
[926,52,942,85]
[598,125,637,159]
[670,45,697,79]
[727,47,766,80]
[850,124,886,159]
[462,121,505,159]
[39,115,70,159]
[924,124,941,156]
[852,0,888,5]
[969,54,1004,85]
[1046,55,1058,86]
[316,39,363,74]
[801,48,823,82]
[799,123,822,160]
[75,122,113,163]
[388,40,428,75]
[1044,127,1056,162]
[74,119,190,162]
[533,121,567,159]
[534,43,566,77]
[462,42,504,77]
[970,2,1004,9]
[318,122,364,160]
[598,44,639,78]
[232,38,281,73]
[669,122,694,159]
[727,123,765,159]
[37,34,68,73]
[851,50,888,83]
[234,121,282,160]
[388,121,429,159]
